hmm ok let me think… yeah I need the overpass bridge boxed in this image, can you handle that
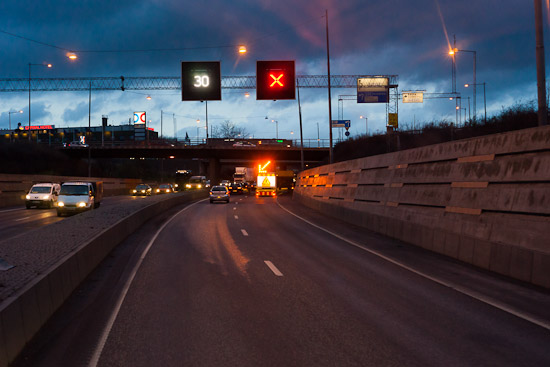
[61,142,330,181]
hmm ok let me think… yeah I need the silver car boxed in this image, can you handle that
[209,186,230,203]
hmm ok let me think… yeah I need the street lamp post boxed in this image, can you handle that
[465,83,486,123]
[451,48,477,121]
[28,62,52,141]
[271,119,279,139]
[8,110,23,142]
[360,115,368,135]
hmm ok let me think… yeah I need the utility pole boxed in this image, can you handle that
[535,0,548,126]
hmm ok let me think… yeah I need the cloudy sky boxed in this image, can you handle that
[0,0,546,141]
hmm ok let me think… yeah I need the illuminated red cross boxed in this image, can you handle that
[269,73,284,87]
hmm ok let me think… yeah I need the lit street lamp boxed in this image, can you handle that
[360,115,368,135]
[28,62,52,140]
[451,48,477,121]
[8,110,23,131]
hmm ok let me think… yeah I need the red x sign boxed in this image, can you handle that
[270,73,284,87]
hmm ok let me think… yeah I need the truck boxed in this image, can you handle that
[233,167,255,185]
[56,181,103,216]
[256,173,277,197]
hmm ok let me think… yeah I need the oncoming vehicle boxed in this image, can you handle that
[25,183,61,209]
[132,184,152,196]
[57,181,103,216]
[156,183,174,194]
[220,180,231,186]
[209,185,230,203]
[186,176,207,189]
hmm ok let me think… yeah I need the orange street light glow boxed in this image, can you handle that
[238,45,247,54]
[146,95,152,100]
[46,63,52,68]
[67,52,78,60]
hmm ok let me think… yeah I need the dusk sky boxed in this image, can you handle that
[0,0,546,141]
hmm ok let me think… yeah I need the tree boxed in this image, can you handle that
[211,120,250,139]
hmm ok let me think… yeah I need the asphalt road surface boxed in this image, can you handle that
[0,195,148,242]
[13,194,550,367]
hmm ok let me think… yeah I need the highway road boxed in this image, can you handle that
[0,195,149,242]
[12,194,550,367]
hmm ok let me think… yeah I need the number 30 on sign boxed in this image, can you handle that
[181,61,221,101]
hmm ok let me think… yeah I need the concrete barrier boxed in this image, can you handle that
[0,173,142,207]
[0,191,207,366]
[295,126,550,288]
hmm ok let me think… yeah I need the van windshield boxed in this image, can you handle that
[30,186,51,194]
[60,185,89,196]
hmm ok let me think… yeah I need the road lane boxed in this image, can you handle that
[13,194,550,367]
[0,195,150,242]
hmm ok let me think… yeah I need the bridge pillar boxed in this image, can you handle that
[207,157,221,184]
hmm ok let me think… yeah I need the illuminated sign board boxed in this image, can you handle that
[181,61,222,101]
[257,175,276,188]
[24,125,55,130]
[357,77,389,103]
[133,111,146,125]
[256,60,295,100]
[403,91,424,103]
[331,120,351,128]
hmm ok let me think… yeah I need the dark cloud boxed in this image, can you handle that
[0,0,546,136]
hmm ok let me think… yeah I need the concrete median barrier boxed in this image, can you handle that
[295,126,550,289]
[0,190,207,366]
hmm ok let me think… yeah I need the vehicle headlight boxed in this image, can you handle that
[78,202,87,207]
[186,184,191,188]
[44,195,50,200]
[166,189,170,193]
[57,202,65,207]
[141,190,145,193]
[174,184,178,188]
[198,184,202,189]
[133,189,137,193]
[26,195,30,200]
[156,189,160,192]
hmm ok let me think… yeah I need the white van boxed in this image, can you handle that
[25,183,61,209]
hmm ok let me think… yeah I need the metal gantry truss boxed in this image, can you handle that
[0,75,399,92]
[338,91,461,128]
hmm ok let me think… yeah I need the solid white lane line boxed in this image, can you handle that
[0,208,25,213]
[276,200,550,331]
[264,261,283,276]
[14,216,32,221]
[234,215,239,219]
[88,198,208,367]
[241,229,249,236]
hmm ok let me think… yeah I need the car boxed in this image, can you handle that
[209,185,230,203]
[155,183,174,194]
[232,141,256,147]
[220,180,231,186]
[228,182,244,194]
[25,183,61,209]
[186,176,207,189]
[66,141,89,148]
[132,184,152,196]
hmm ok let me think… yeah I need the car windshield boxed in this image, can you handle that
[136,185,149,190]
[159,184,170,189]
[30,186,51,194]
[60,185,89,196]
[189,179,202,183]
[211,186,227,192]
